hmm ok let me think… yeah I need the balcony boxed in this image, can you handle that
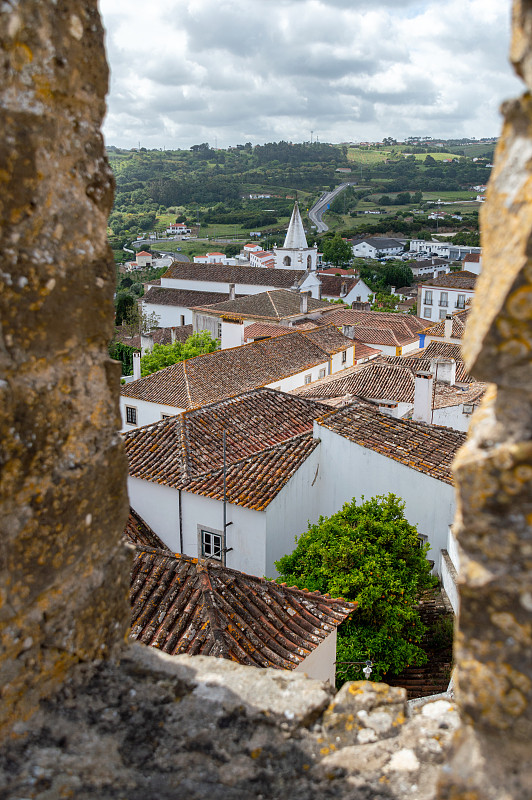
[439,300,448,307]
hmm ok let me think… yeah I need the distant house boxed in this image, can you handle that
[318,274,372,305]
[166,222,191,235]
[129,547,354,684]
[417,271,477,322]
[462,253,482,274]
[119,329,355,430]
[135,251,153,268]
[351,237,404,259]
[249,249,276,268]
[193,252,236,265]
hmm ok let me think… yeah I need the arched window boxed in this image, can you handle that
[307,255,312,268]
[283,256,291,266]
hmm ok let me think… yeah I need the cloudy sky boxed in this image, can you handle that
[99,0,521,150]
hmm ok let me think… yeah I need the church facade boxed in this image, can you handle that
[274,202,318,271]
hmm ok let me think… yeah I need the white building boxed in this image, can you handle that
[193,252,237,265]
[135,251,153,268]
[273,202,318,271]
[351,237,404,259]
[418,271,477,322]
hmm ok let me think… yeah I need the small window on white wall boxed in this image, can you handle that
[217,322,222,339]
[319,368,326,379]
[125,406,137,425]
[424,307,432,319]
[304,374,312,385]
[342,351,347,363]
[200,529,223,560]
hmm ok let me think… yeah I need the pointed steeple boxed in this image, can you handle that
[283,202,308,249]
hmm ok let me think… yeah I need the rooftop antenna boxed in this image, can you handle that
[311,130,313,145]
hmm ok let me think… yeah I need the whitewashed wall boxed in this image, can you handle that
[264,445,322,575]
[331,347,354,372]
[142,301,193,328]
[161,276,280,295]
[314,423,456,567]
[180,491,267,576]
[265,361,330,393]
[127,477,182,550]
[221,320,244,349]
[433,404,473,432]
[120,396,183,431]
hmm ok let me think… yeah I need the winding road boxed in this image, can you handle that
[308,182,356,232]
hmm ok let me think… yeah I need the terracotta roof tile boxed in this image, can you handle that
[319,275,360,298]
[191,289,340,322]
[317,401,466,485]
[422,270,477,289]
[130,550,355,667]
[162,261,306,288]
[143,287,234,307]
[114,325,193,350]
[120,332,339,408]
[421,309,470,340]
[124,389,329,509]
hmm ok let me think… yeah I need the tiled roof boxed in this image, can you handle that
[120,333,338,409]
[191,289,339,322]
[243,321,286,340]
[300,325,353,354]
[161,261,306,288]
[317,401,466,485]
[124,508,169,550]
[380,354,473,383]
[420,341,465,361]
[351,237,404,248]
[318,268,354,276]
[143,287,233,308]
[432,382,486,410]
[185,434,320,510]
[295,362,416,403]
[354,342,382,361]
[422,309,469,340]
[124,388,328,509]
[136,251,151,257]
[422,270,477,289]
[325,309,426,339]
[463,253,481,263]
[319,275,360,298]
[113,325,193,350]
[130,549,355,667]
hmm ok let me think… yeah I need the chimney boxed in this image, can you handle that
[390,286,395,295]
[413,371,434,424]
[133,351,141,381]
[300,290,311,314]
[140,333,153,354]
[377,400,400,418]
[431,357,456,386]
[444,314,453,340]
[170,327,176,344]
[228,283,236,301]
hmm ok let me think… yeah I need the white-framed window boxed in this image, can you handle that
[439,308,447,319]
[424,291,432,305]
[319,368,326,379]
[125,406,137,425]
[439,291,448,307]
[199,527,223,561]
[304,374,312,385]
[424,307,432,319]
[456,294,465,309]
[342,350,347,363]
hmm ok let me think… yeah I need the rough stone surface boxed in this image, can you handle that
[0,0,130,735]
[0,646,462,800]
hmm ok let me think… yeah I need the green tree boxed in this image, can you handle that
[321,232,353,266]
[140,331,219,377]
[275,494,435,682]
[115,291,137,326]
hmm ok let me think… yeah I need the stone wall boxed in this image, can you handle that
[0,0,130,734]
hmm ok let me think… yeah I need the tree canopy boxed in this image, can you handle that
[321,232,353,267]
[140,331,219,377]
[275,494,435,682]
